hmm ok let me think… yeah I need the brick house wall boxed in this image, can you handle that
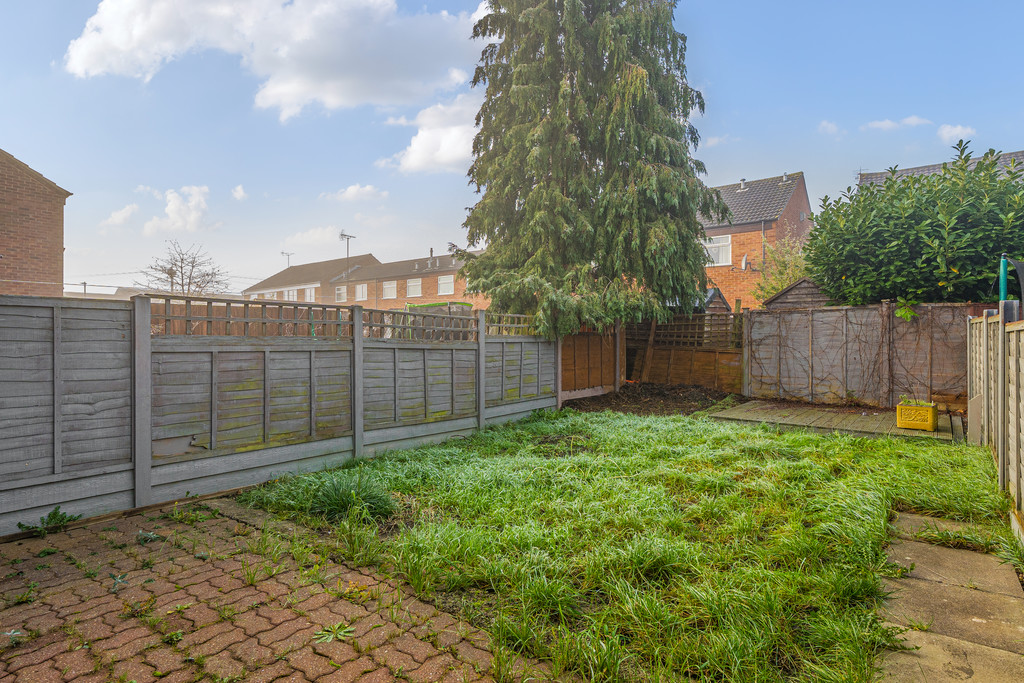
[0,150,71,297]
[704,174,813,309]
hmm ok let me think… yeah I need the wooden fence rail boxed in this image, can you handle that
[0,296,556,535]
[968,301,1024,542]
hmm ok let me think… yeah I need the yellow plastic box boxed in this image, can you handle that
[896,403,937,432]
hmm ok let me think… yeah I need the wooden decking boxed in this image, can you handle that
[710,400,963,443]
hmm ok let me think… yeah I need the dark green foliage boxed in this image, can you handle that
[17,506,81,538]
[805,142,1024,305]
[461,0,726,337]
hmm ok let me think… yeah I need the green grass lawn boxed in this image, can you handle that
[240,409,1018,682]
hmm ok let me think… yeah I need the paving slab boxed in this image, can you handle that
[882,627,1024,681]
[893,513,979,539]
[883,576,1024,655]
[886,539,1024,598]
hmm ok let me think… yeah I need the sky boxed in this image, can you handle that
[2,0,1022,295]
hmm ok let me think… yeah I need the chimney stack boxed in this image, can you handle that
[739,178,746,191]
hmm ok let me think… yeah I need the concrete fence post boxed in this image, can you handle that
[351,306,364,460]
[132,296,153,507]
[477,310,487,430]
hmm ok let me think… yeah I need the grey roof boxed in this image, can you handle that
[858,149,1024,186]
[702,172,804,229]
[333,250,482,283]
[243,253,381,293]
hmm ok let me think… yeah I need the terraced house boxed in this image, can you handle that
[701,172,812,308]
[244,248,488,310]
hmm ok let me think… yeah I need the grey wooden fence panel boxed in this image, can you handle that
[843,308,884,404]
[0,294,558,535]
[779,316,810,400]
[807,310,847,402]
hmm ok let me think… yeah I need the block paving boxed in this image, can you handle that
[0,498,541,682]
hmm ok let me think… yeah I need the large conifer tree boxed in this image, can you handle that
[461,0,725,336]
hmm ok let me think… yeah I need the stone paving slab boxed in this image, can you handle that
[883,576,1024,655]
[882,627,1024,681]
[886,539,1024,598]
[0,498,549,682]
[893,513,979,539]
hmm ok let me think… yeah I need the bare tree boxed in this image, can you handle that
[138,240,229,295]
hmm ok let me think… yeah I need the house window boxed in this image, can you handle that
[335,286,347,303]
[702,236,732,267]
[355,284,368,301]
[266,292,276,300]
[304,287,316,302]
[382,281,397,299]
[406,278,422,297]
[285,289,298,301]
[250,294,259,300]
[437,274,455,296]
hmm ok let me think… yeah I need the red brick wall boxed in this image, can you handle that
[705,226,774,309]
[776,175,813,241]
[0,154,68,297]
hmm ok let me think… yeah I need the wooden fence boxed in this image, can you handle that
[559,327,624,403]
[626,313,743,393]
[967,301,1024,541]
[747,303,985,408]
[0,296,556,535]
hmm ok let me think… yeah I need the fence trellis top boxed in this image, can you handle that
[142,295,535,341]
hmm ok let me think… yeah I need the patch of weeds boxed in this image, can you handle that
[239,559,260,586]
[167,603,193,615]
[35,548,57,558]
[109,573,128,593]
[215,605,237,621]
[161,630,184,645]
[140,558,155,569]
[34,564,51,570]
[136,530,164,546]
[102,526,118,532]
[121,595,157,618]
[164,502,216,526]
[17,506,81,537]
[3,629,24,647]
[313,622,356,643]
[11,583,38,605]
[915,526,1001,552]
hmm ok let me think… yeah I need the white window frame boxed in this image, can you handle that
[304,287,316,302]
[437,274,455,296]
[406,278,422,297]
[266,292,276,300]
[335,285,347,303]
[382,280,397,299]
[285,288,298,301]
[702,235,732,267]
[355,283,368,301]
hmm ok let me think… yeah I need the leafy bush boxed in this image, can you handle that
[17,506,82,537]
[805,142,1024,304]
[751,236,809,303]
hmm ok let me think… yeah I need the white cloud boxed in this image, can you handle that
[379,93,481,173]
[135,184,164,200]
[320,184,389,202]
[901,115,932,127]
[817,120,839,136]
[142,186,210,236]
[861,115,934,132]
[101,203,138,227]
[65,0,486,120]
[863,119,900,131]
[938,124,976,145]
[282,226,340,249]
[231,184,247,201]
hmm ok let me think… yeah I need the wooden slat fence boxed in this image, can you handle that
[559,327,624,403]
[626,313,743,392]
[0,296,556,535]
[968,301,1024,542]
[747,303,986,408]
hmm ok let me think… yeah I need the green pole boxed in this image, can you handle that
[1000,253,1009,301]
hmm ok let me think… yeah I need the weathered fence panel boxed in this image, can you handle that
[968,302,1024,543]
[0,297,557,535]
[627,313,742,392]
[749,303,982,408]
[559,328,623,402]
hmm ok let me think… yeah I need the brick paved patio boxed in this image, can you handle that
[0,498,538,682]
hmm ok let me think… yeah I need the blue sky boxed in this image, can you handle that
[1,0,1022,294]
